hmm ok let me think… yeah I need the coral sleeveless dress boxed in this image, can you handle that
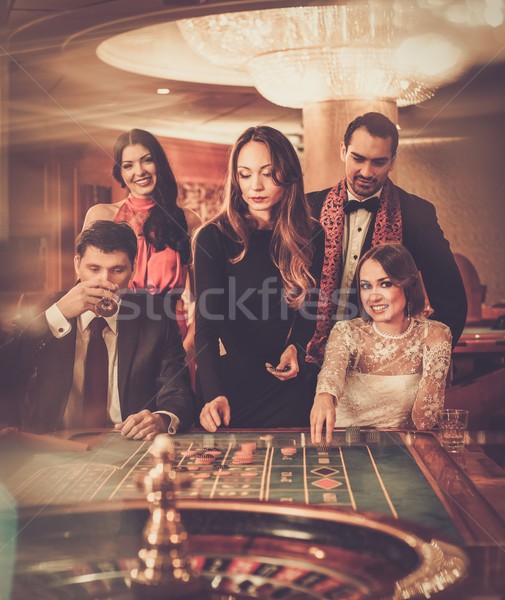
[114,195,188,336]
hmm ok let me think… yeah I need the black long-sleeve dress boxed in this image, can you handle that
[194,222,325,428]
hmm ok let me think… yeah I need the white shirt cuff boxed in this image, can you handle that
[45,304,71,338]
[154,411,180,434]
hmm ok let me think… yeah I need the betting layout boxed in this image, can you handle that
[114,432,358,508]
[3,430,460,542]
[7,431,372,507]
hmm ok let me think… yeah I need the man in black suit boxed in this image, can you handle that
[306,112,467,365]
[0,221,194,439]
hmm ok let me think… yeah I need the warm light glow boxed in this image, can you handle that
[308,546,326,559]
[156,88,170,95]
[428,0,505,27]
[395,35,465,79]
[177,4,471,109]
[485,1,505,27]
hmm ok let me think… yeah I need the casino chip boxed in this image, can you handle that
[281,447,297,456]
[345,426,361,444]
[184,449,199,457]
[240,442,257,452]
[365,430,380,444]
[233,451,254,459]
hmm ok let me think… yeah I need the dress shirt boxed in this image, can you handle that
[336,188,383,320]
[45,303,179,433]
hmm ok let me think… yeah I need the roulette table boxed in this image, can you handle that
[454,325,505,355]
[1,428,504,599]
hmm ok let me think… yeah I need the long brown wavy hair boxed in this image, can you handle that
[194,126,315,308]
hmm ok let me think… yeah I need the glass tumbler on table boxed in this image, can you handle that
[437,409,469,453]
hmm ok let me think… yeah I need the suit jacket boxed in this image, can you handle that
[0,292,195,433]
[307,183,468,345]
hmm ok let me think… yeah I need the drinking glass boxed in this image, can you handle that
[437,409,469,453]
[95,297,119,317]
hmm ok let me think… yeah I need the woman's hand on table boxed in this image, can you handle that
[266,344,299,381]
[200,396,230,432]
[311,393,336,444]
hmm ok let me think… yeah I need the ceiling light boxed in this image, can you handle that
[177,3,471,109]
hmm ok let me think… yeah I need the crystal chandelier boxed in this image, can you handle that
[177,4,470,109]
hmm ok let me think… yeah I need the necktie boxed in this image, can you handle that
[82,317,108,427]
[343,196,380,215]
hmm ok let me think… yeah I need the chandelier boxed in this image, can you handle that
[177,3,471,109]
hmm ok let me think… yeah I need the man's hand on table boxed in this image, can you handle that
[115,410,169,440]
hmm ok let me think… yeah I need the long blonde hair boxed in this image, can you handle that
[194,126,315,308]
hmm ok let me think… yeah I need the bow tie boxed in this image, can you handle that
[344,197,380,215]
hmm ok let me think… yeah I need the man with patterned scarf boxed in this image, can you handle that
[306,112,467,370]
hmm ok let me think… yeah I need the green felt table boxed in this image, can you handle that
[1,429,504,599]
[0,429,496,544]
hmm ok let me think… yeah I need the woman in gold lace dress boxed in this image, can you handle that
[311,243,452,443]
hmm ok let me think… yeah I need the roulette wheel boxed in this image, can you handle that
[8,435,467,599]
[11,500,468,600]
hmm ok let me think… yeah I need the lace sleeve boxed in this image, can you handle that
[315,321,353,401]
[411,322,452,429]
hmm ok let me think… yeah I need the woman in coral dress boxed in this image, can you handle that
[83,129,200,372]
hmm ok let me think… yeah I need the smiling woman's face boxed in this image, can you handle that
[120,144,157,198]
[359,258,407,327]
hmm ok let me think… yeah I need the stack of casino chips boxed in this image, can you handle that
[232,442,257,465]
[345,426,361,444]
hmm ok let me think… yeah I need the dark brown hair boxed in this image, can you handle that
[357,243,425,318]
[76,221,137,267]
[344,112,399,157]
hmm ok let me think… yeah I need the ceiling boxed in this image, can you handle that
[2,0,505,150]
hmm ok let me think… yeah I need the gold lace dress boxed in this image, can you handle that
[315,317,452,429]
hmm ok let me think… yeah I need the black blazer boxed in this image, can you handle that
[307,184,468,345]
[0,292,195,433]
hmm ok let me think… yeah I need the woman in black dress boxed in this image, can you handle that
[194,126,324,431]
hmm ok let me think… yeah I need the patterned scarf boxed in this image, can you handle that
[306,177,403,364]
